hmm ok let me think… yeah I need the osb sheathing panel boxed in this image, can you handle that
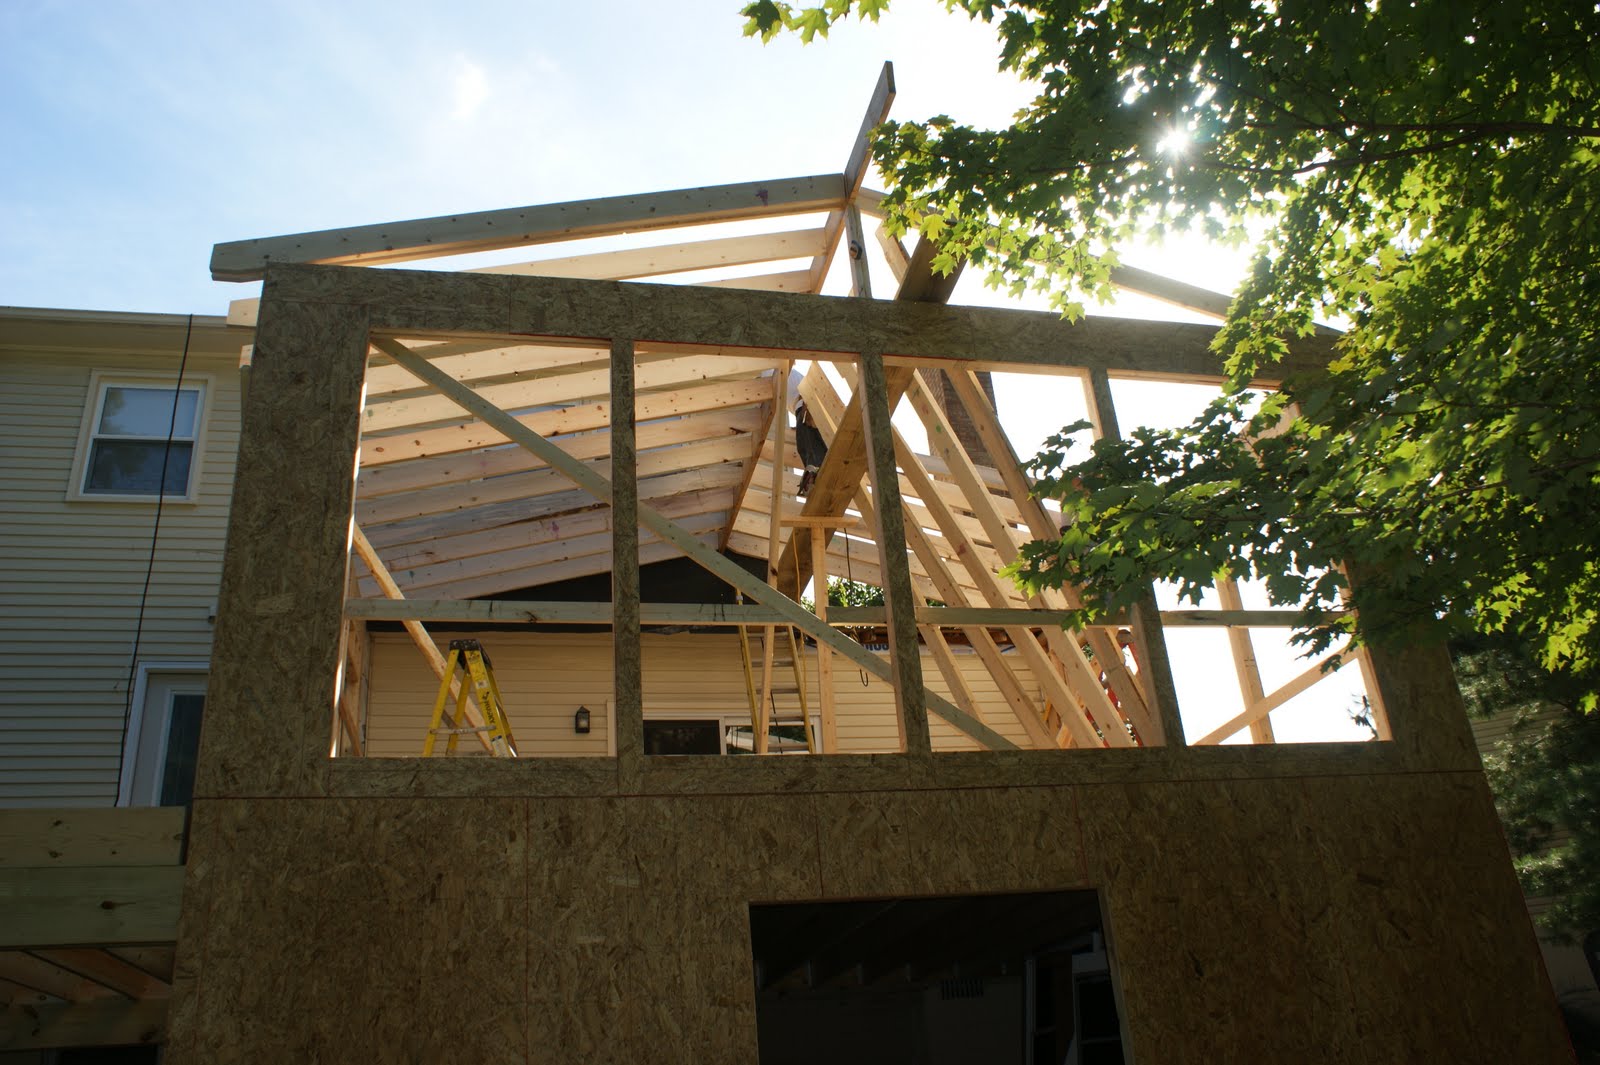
[194,290,370,799]
[167,774,1568,1065]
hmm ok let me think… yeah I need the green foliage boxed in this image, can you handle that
[1456,634,1600,940]
[827,577,885,608]
[750,0,1600,707]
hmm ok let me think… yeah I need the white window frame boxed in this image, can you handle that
[68,371,213,502]
[641,707,822,755]
[118,662,209,806]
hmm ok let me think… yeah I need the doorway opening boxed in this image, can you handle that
[747,889,1125,1064]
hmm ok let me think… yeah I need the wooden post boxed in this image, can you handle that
[858,350,930,757]
[611,338,642,768]
[843,205,872,299]
[757,368,788,754]
[1084,369,1187,746]
[1216,576,1276,743]
[809,529,838,752]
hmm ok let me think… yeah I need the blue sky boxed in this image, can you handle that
[2,0,1034,314]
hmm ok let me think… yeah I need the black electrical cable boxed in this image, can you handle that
[114,314,195,800]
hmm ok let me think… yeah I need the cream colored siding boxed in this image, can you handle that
[365,632,616,757]
[0,310,244,807]
[363,630,1039,755]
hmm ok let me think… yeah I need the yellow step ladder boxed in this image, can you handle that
[738,614,816,755]
[423,639,518,757]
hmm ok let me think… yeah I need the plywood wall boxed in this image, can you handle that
[165,770,1570,1064]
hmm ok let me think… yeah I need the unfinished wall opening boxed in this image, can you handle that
[310,264,1388,761]
[748,889,1124,1065]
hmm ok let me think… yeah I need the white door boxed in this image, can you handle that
[126,672,207,806]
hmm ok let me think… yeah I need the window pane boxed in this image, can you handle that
[159,693,206,807]
[643,719,721,755]
[84,440,193,494]
[98,386,198,438]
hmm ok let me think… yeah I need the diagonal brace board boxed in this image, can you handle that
[375,337,1016,751]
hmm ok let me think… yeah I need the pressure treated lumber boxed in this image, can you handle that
[212,174,849,279]
[0,867,184,948]
[0,808,185,868]
[0,997,165,1051]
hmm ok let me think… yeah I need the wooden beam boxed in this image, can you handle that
[1195,643,1354,746]
[0,952,114,1002]
[362,351,781,435]
[700,270,815,293]
[360,406,761,500]
[0,809,184,869]
[803,62,896,292]
[357,431,749,529]
[379,336,1013,750]
[844,205,873,298]
[1108,262,1342,337]
[0,867,183,949]
[799,367,1054,748]
[774,365,914,600]
[887,413,1119,748]
[721,370,785,552]
[859,349,930,756]
[349,524,494,753]
[809,529,839,752]
[1217,577,1276,743]
[1084,368,1187,746]
[344,599,1335,628]
[30,950,169,1000]
[0,996,165,1051]
[370,512,728,602]
[212,174,849,280]
[270,262,1337,383]
[360,376,772,467]
[944,367,1157,736]
[611,339,642,772]
[758,366,790,751]
[875,222,910,283]
[471,228,828,281]
[900,371,1140,745]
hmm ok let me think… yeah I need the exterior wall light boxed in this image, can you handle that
[574,706,592,734]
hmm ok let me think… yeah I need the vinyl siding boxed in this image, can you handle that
[0,311,245,806]
[362,630,1040,756]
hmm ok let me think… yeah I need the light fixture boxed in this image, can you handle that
[574,706,592,734]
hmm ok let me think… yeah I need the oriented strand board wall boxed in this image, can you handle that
[171,273,1567,1064]
[166,770,1569,1064]
[0,312,243,807]
[362,631,1037,756]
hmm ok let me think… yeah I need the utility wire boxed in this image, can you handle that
[115,315,195,802]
